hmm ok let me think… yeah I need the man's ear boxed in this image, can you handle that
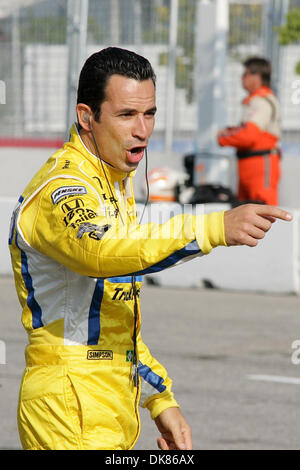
[76,103,92,131]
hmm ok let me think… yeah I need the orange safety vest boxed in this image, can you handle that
[218,86,281,205]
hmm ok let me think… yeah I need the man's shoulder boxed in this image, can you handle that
[249,87,278,105]
[48,143,102,182]
[248,94,270,105]
[245,94,275,117]
[249,93,279,122]
[21,148,101,204]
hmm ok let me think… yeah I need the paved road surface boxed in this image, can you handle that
[1,276,299,450]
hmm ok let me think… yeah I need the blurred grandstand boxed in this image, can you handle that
[0,0,300,153]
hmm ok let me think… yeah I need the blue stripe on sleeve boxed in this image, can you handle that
[8,215,16,246]
[87,278,104,345]
[20,250,43,329]
[8,196,24,246]
[107,276,143,283]
[138,362,166,393]
[129,239,200,276]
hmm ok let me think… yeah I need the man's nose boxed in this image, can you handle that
[132,115,148,140]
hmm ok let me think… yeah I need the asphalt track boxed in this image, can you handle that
[1,275,300,450]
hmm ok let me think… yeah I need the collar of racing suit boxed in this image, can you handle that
[243,85,274,105]
[67,123,137,184]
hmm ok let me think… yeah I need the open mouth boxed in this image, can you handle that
[126,146,146,164]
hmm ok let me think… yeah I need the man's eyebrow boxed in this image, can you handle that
[147,106,157,113]
[118,106,157,114]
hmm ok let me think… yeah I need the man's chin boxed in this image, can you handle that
[103,159,139,174]
[124,160,140,173]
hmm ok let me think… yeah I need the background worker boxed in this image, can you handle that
[9,48,292,451]
[217,56,281,205]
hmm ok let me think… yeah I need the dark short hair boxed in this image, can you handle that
[77,47,156,122]
[243,56,271,86]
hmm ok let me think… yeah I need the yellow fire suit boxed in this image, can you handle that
[8,124,227,450]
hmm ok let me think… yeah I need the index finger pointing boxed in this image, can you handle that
[255,205,293,222]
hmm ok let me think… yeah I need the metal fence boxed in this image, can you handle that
[0,0,299,150]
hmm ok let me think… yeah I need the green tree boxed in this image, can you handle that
[275,8,300,74]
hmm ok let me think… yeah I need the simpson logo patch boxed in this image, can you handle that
[51,185,87,204]
[87,350,113,360]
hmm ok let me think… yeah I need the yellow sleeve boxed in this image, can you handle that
[19,177,227,278]
[137,331,179,420]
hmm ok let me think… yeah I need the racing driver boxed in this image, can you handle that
[8,47,292,450]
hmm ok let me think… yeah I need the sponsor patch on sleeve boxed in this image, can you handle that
[51,185,87,204]
[77,223,111,240]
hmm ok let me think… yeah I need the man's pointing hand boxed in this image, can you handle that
[224,204,293,247]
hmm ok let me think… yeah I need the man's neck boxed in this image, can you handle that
[79,129,96,155]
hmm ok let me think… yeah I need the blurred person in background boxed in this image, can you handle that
[8,47,291,451]
[217,56,281,205]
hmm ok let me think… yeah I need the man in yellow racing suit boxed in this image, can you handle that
[8,47,292,450]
